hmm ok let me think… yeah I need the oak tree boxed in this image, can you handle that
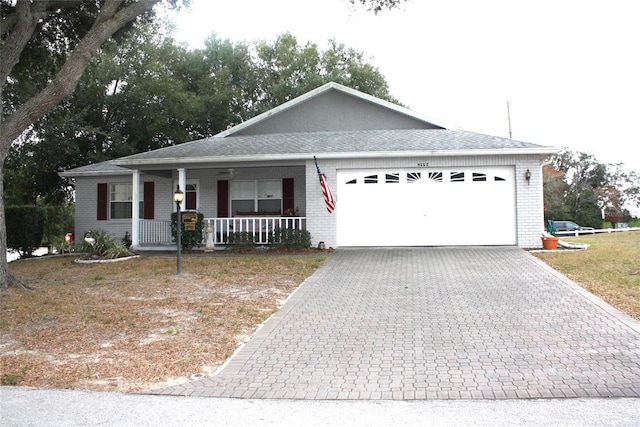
[0,0,173,289]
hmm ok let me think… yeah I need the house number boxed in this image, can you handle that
[417,162,429,167]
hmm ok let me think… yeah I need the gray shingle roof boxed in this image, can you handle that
[59,160,132,177]
[110,129,554,167]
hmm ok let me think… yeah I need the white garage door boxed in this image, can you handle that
[336,167,516,246]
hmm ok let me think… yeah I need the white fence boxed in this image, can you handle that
[554,227,640,237]
[139,219,173,245]
[138,217,307,246]
[207,217,306,245]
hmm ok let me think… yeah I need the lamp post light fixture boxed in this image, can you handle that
[525,168,531,185]
[174,185,184,275]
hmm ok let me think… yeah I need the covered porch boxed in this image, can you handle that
[124,163,310,250]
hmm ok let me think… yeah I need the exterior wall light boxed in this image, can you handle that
[525,169,531,185]
[174,186,184,274]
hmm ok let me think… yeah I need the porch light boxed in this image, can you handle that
[174,186,184,274]
[525,169,531,185]
[174,187,184,204]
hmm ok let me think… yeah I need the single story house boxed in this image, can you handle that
[61,82,557,250]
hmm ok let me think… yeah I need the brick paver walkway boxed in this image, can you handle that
[148,247,640,400]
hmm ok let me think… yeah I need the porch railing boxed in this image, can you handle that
[208,217,306,245]
[138,217,307,247]
[139,219,173,245]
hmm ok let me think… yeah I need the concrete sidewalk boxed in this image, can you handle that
[2,387,639,426]
[149,247,640,400]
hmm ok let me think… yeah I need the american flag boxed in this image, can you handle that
[314,157,336,213]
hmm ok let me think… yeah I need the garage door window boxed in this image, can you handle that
[428,172,443,182]
[451,172,465,182]
[344,170,505,186]
[385,173,400,183]
[473,172,487,182]
[407,172,421,183]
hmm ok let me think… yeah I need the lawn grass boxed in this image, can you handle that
[1,254,325,391]
[533,231,640,320]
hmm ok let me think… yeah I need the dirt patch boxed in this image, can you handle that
[1,254,325,392]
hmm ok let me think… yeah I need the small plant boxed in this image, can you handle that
[270,228,312,249]
[1,369,26,386]
[55,237,74,254]
[81,229,135,259]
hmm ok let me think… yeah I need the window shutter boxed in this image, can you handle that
[217,180,229,217]
[143,181,154,219]
[283,178,294,213]
[97,183,108,220]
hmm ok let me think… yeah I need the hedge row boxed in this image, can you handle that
[6,206,45,257]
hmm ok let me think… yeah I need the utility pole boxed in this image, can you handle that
[506,100,513,139]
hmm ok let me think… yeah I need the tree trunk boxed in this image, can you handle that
[0,162,27,290]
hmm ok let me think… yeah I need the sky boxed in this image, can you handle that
[171,0,640,175]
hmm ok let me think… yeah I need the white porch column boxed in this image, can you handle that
[178,168,186,195]
[131,170,140,250]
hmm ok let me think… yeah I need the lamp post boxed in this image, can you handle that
[174,186,184,275]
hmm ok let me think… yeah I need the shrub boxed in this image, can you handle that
[228,231,255,250]
[81,229,135,259]
[6,205,44,257]
[171,212,204,250]
[40,202,74,250]
[270,228,312,249]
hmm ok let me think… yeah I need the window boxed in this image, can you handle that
[385,173,400,184]
[185,183,197,210]
[428,172,443,182]
[451,172,465,182]
[230,180,282,215]
[110,183,144,219]
[407,172,421,183]
[173,180,199,211]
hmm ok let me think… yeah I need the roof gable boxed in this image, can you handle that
[216,82,445,137]
[62,82,558,176]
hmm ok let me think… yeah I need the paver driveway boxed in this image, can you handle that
[150,247,640,400]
